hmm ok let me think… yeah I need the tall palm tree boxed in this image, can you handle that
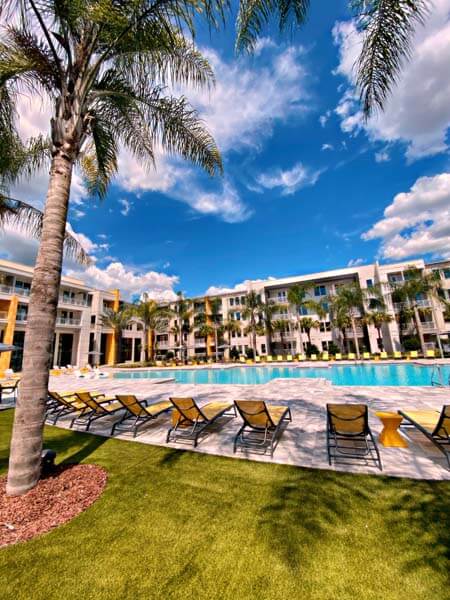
[261,301,281,355]
[3,3,222,496]
[363,311,393,351]
[101,307,132,365]
[173,292,193,362]
[300,317,320,345]
[331,308,352,354]
[242,290,263,356]
[222,315,241,351]
[391,267,442,355]
[273,318,290,351]
[287,284,312,355]
[132,294,172,362]
[329,283,365,359]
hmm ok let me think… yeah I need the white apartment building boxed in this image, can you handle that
[0,259,145,371]
[156,259,450,359]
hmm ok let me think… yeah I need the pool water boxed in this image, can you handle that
[114,364,450,386]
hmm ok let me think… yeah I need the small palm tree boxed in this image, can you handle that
[363,311,393,351]
[331,308,352,354]
[242,291,263,355]
[273,318,290,350]
[300,317,320,345]
[261,301,281,355]
[329,283,366,359]
[287,284,311,355]
[222,316,241,351]
[173,292,193,362]
[101,307,132,365]
[132,294,172,362]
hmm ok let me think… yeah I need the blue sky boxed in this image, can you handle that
[2,0,450,299]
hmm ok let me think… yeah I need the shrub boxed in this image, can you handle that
[245,348,255,359]
[402,336,421,351]
[327,342,340,355]
[306,343,319,355]
[230,347,240,360]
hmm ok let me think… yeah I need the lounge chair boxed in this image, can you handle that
[362,352,371,360]
[286,354,293,362]
[298,354,306,361]
[46,390,105,424]
[322,352,329,361]
[408,351,419,359]
[310,354,318,361]
[266,355,273,362]
[335,353,342,360]
[426,349,436,358]
[347,353,356,360]
[239,356,246,363]
[0,378,20,403]
[393,351,402,359]
[255,356,261,363]
[112,395,173,437]
[398,407,450,468]
[233,400,292,457]
[276,355,283,362]
[166,397,236,446]
[70,391,123,430]
[326,403,382,470]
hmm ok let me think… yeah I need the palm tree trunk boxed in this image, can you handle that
[251,317,257,356]
[7,154,73,496]
[214,328,218,362]
[413,305,426,355]
[377,326,383,351]
[351,317,360,359]
[297,317,304,354]
[116,330,121,363]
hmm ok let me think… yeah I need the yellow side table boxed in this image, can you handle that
[376,412,408,448]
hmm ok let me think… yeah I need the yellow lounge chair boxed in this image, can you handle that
[310,354,318,361]
[167,397,236,446]
[322,352,329,361]
[277,355,283,362]
[46,390,108,424]
[286,354,293,362]
[409,350,419,359]
[71,391,123,430]
[255,356,261,363]
[112,395,172,437]
[327,403,382,469]
[393,351,402,359]
[426,349,436,358]
[399,406,450,468]
[239,356,246,363]
[335,353,342,360]
[266,355,273,362]
[362,352,371,360]
[234,400,292,457]
[298,354,306,361]
[347,353,356,360]
[380,352,388,359]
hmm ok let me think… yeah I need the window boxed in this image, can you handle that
[235,297,240,305]
[366,279,373,288]
[314,285,326,297]
[90,315,96,325]
[443,269,450,279]
[320,321,331,332]
[299,306,308,316]
[229,298,234,306]
[241,296,246,305]
[261,344,266,354]
[321,302,329,313]
[235,312,241,321]
[277,291,287,301]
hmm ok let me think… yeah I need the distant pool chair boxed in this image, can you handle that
[425,349,436,359]
[335,353,342,360]
[322,351,329,361]
[233,400,292,457]
[310,354,318,361]
[266,355,273,362]
[399,406,450,468]
[276,355,283,362]
[286,354,293,362]
[326,403,382,470]
[362,352,371,360]
[380,351,388,359]
[255,356,261,363]
[393,351,402,359]
[347,352,356,360]
[408,351,419,359]
[239,356,246,363]
[166,397,236,447]
[298,354,306,361]
[112,395,173,437]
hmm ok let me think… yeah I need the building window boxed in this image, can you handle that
[235,312,241,321]
[261,344,266,354]
[443,269,450,279]
[229,298,234,306]
[321,302,329,313]
[314,285,327,297]
[235,297,240,305]
[91,315,96,325]
[366,279,373,288]
[241,296,246,305]
[299,306,308,316]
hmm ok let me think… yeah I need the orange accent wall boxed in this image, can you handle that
[0,296,18,370]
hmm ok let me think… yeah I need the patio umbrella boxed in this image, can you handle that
[0,343,18,353]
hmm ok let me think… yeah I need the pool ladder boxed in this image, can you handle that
[431,365,450,387]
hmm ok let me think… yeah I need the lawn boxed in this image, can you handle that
[0,409,449,600]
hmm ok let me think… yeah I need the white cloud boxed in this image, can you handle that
[362,172,450,259]
[319,110,331,127]
[321,143,334,151]
[174,180,251,223]
[375,150,390,163]
[333,1,450,160]
[256,162,323,196]
[347,258,364,267]
[205,277,271,296]
[253,37,277,56]
[66,262,179,301]
[118,198,132,216]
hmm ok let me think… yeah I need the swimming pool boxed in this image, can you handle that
[114,364,450,386]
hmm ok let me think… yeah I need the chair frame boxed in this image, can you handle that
[111,395,172,437]
[70,393,122,431]
[166,398,236,447]
[0,378,20,403]
[399,408,450,468]
[233,401,292,457]
[327,404,382,470]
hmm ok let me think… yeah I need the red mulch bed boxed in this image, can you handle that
[0,464,107,548]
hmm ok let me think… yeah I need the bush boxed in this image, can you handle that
[305,343,320,355]
[402,336,421,351]
[230,347,240,360]
[166,351,174,360]
[245,348,255,359]
[327,342,340,355]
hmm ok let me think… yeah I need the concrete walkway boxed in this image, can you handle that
[24,371,449,481]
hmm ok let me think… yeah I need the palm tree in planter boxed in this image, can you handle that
[101,307,132,365]
[242,291,264,356]
[132,294,172,362]
[363,311,393,352]
[261,301,281,355]
[3,4,223,496]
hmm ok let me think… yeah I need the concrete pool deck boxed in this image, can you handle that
[1,370,442,481]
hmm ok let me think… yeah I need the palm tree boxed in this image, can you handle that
[242,290,263,356]
[287,284,312,355]
[300,317,320,345]
[101,307,132,365]
[391,267,443,355]
[132,294,172,362]
[173,292,193,362]
[363,311,393,351]
[261,301,281,355]
[4,4,222,496]
[222,316,241,352]
[331,308,352,354]
[329,283,365,359]
[273,318,290,351]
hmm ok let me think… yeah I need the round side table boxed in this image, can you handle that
[376,412,408,448]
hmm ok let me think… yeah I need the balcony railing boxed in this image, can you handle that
[59,295,89,307]
[194,339,207,347]
[0,285,31,297]
[15,314,28,322]
[56,317,81,326]
[393,299,431,311]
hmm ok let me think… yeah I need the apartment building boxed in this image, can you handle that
[0,259,144,371]
[156,259,450,359]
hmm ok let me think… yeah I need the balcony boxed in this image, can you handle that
[59,295,89,307]
[157,342,169,349]
[0,311,8,320]
[15,314,28,323]
[194,339,207,348]
[393,299,431,311]
[0,285,30,297]
[56,317,81,326]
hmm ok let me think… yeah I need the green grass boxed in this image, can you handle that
[0,409,449,600]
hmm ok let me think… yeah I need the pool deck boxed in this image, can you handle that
[3,366,448,481]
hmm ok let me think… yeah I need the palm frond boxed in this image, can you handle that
[235,0,309,53]
[354,0,429,118]
[79,118,118,200]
